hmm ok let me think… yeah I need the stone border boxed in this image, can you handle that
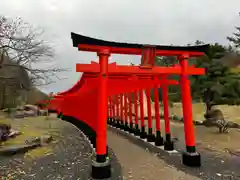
[108,125,179,155]
[59,115,123,180]
[107,117,203,168]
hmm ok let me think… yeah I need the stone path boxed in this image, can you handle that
[107,130,201,180]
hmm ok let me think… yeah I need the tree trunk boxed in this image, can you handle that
[203,88,215,114]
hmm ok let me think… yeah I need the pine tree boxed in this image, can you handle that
[227,13,240,48]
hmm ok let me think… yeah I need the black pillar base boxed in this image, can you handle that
[109,118,113,125]
[118,121,124,129]
[140,126,147,139]
[164,134,174,151]
[112,118,116,126]
[107,118,111,124]
[147,128,155,142]
[155,131,164,146]
[129,122,134,134]
[133,124,141,136]
[124,122,129,131]
[91,158,111,179]
[115,119,120,128]
[125,124,131,132]
[182,151,201,167]
[57,113,62,118]
[61,115,66,120]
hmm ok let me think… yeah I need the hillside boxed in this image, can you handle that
[26,87,49,105]
[0,53,49,108]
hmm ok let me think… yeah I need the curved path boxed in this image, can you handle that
[107,129,201,180]
[108,120,240,180]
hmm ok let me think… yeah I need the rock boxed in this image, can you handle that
[39,109,48,116]
[204,109,224,122]
[25,135,52,146]
[40,135,53,145]
[0,143,41,156]
[0,123,11,141]
[227,121,240,128]
[24,110,37,117]
[1,108,8,112]
[226,148,240,156]
[172,115,182,121]
[193,120,204,125]
[8,130,21,138]
[25,137,41,144]
[23,104,39,113]
[203,109,230,133]
[203,109,225,126]
[0,123,11,130]
[14,111,25,118]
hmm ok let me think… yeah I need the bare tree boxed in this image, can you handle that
[45,92,54,120]
[0,16,68,87]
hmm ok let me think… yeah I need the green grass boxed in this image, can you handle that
[0,116,58,160]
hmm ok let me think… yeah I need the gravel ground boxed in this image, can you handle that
[0,118,123,180]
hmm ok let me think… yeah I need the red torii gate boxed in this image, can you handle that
[46,33,209,179]
[66,32,209,179]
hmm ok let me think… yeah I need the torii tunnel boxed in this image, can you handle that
[47,32,209,179]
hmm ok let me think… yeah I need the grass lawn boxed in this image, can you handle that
[0,115,62,160]
[168,102,240,124]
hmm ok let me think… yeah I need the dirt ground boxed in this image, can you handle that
[124,101,240,157]
[169,102,240,124]
[167,102,240,157]
[133,118,240,159]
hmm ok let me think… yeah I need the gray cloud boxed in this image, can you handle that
[1,0,240,93]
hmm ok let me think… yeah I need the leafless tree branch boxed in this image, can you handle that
[0,16,68,88]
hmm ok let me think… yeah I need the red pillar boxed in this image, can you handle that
[179,54,201,167]
[116,94,120,126]
[112,96,116,124]
[139,89,147,138]
[108,97,113,124]
[154,76,164,146]
[120,93,124,126]
[162,82,174,151]
[114,95,118,124]
[107,98,110,120]
[146,88,155,142]
[128,92,134,133]
[96,49,109,163]
[124,93,129,130]
[134,90,140,135]
[180,57,196,150]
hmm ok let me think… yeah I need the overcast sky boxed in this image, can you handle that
[1,0,240,94]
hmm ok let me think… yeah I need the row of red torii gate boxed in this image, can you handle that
[45,32,209,179]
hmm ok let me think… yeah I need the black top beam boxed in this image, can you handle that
[71,32,209,53]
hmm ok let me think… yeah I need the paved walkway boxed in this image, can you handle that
[107,130,201,180]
